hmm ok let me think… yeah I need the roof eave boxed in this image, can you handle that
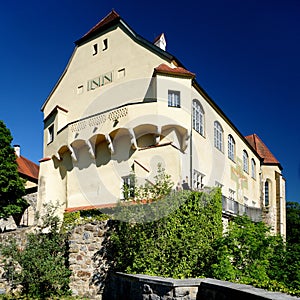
[154,70,195,79]
[262,162,283,171]
[192,78,262,161]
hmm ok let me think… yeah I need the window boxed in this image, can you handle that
[228,135,235,161]
[214,121,223,151]
[251,159,256,179]
[92,44,98,55]
[47,124,54,144]
[228,189,236,211]
[117,68,126,79]
[229,188,236,201]
[193,169,205,190]
[103,38,108,51]
[264,180,270,206]
[215,181,223,189]
[77,85,84,95]
[243,150,249,173]
[168,90,180,107]
[192,100,204,136]
[122,175,135,200]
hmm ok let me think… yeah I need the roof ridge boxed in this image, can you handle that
[76,9,120,45]
[245,134,281,168]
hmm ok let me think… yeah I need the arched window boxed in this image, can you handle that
[214,121,223,151]
[228,135,235,161]
[264,180,270,206]
[251,159,256,179]
[243,150,249,173]
[192,100,204,136]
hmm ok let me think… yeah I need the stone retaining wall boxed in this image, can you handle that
[104,273,299,300]
[0,227,33,290]
[0,222,299,300]
[68,220,111,299]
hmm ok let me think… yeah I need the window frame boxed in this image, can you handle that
[168,90,181,108]
[193,169,205,190]
[251,158,256,179]
[122,175,135,200]
[47,124,54,144]
[243,150,249,173]
[228,134,235,161]
[214,121,223,152]
[192,100,205,136]
[264,180,270,207]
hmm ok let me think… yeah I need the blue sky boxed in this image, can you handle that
[0,0,299,202]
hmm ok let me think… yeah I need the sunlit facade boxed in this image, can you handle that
[37,10,286,235]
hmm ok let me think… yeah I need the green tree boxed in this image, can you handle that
[210,215,300,295]
[286,201,300,245]
[284,202,300,291]
[0,120,26,221]
[0,203,71,299]
[111,188,223,278]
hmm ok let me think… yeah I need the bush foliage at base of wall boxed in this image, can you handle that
[0,204,71,299]
[210,215,300,296]
[110,189,223,278]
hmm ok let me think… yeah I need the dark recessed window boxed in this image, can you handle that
[264,181,270,206]
[92,44,98,55]
[48,124,54,144]
[103,38,108,51]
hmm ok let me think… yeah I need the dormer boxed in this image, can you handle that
[154,33,166,51]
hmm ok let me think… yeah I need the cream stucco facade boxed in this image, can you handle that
[37,10,286,236]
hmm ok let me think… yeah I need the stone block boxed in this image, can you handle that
[74,227,83,234]
[80,245,88,252]
[96,230,105,237]
[149,294,160,300]
[143,284,153,294]
[88,244,97,251]
[85,224,95,231]
[83,232,90,240]
[69,245,79,253]
[77,270,91,278]
[174,287,189,297]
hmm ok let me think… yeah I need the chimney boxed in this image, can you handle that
[154,33,166,51]
[14,145,20,157]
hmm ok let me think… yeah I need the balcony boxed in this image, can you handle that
[222,195,262,222]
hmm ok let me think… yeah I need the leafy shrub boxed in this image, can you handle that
[62,209,109,233]
[0,204,71,299]
[210,215,300,296]
[110,188,223,278]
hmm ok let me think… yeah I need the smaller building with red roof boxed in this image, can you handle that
[14,145,39,226]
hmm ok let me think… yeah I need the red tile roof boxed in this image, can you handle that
[245,134,281,167]
[154,63,195,78]
[16,156,39,182]
[65,199,156,213]
[76,10,120,45]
